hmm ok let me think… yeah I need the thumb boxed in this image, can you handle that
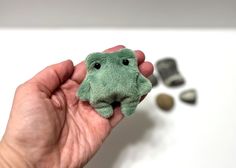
[29,60,74,96]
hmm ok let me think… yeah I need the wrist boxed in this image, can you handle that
[0,139,34,168]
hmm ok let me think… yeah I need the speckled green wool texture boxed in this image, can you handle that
[77,49,152,118]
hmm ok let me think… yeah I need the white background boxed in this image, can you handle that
[1,0,236,28]
[0,29,236,168]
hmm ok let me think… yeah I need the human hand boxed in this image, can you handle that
[0,45,153,168]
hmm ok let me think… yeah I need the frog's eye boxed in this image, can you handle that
[94,62,101,69]
[122,59,129,65]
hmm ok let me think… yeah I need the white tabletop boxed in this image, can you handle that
[0,29,235,168]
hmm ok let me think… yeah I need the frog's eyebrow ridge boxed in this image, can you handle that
[118,49,136,59]
[86,52,107,65]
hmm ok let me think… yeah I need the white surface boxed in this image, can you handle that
[0,29,236,168]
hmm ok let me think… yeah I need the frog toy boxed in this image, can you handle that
[77,48,152,118]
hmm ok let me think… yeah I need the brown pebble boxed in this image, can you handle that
[156,93,174,111]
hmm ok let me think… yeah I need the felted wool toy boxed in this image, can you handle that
[77,48,152,118]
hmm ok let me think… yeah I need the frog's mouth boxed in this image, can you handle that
[111,101,121,109]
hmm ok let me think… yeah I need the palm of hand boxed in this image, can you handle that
[1,46,153,168]
[4,66,119,168]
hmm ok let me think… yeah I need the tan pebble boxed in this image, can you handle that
[156,93,174,111]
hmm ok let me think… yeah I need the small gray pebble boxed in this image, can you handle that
[148,74,158,87]
[180,89,197,104]
[156,93,174,111]
[156,58,185,87]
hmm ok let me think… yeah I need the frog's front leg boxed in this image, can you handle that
[120,97,139,116]
[92,102,113,118]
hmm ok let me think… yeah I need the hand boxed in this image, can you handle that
[0,45,153,168]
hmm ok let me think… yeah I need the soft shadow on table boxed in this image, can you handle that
[85,110,166,168]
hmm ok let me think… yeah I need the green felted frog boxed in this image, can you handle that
[77,48,152,118]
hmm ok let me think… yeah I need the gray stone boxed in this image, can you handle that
[147,74,158,87]
[156,58,185,87]
[156,93,174,111]
[180,89,197,104]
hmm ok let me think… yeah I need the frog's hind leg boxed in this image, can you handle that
[93,102,113,118]
[121,98,139,116]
